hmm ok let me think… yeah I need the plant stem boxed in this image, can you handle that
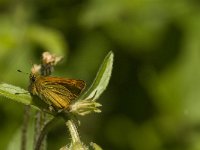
[34,117,58,150]
[66,120,81,144]
[21,105,30,150]
[34,111,43,150]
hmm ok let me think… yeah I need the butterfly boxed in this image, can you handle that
[28,73,86,110]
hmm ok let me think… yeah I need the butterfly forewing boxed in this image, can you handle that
[43,77,86,95]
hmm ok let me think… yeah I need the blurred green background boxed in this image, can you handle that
[1,0,200,150]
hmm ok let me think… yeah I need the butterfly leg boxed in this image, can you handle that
[49,105,56,112]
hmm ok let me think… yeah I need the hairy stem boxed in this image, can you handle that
[34,117,58,150]
[66,120,81,144]
[21,105,30,150]
[34,111,47,150]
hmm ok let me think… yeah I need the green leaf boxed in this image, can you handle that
[80,51,114,101]
[0,83,39,110]
[0,83,31,104]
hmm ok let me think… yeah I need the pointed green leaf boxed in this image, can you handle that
[80,51,114,101]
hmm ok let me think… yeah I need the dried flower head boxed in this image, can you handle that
[42,51,63,65]
[31,64,41,74]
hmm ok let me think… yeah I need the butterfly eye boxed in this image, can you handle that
[30,75,36,82]
[32,77,35,82]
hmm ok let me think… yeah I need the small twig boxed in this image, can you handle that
[34,111,48,150]
[21,105,31,150]
[34,117,58,150]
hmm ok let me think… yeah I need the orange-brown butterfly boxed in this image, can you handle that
[28,72,86,110]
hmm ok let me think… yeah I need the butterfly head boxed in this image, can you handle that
[29,73,38,83]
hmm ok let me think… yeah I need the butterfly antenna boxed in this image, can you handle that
[17,69,29,75]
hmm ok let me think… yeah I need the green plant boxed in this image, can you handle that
[0,51,114,150]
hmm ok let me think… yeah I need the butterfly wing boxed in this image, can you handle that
[35,76,86,109]
[43,76,86,95]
